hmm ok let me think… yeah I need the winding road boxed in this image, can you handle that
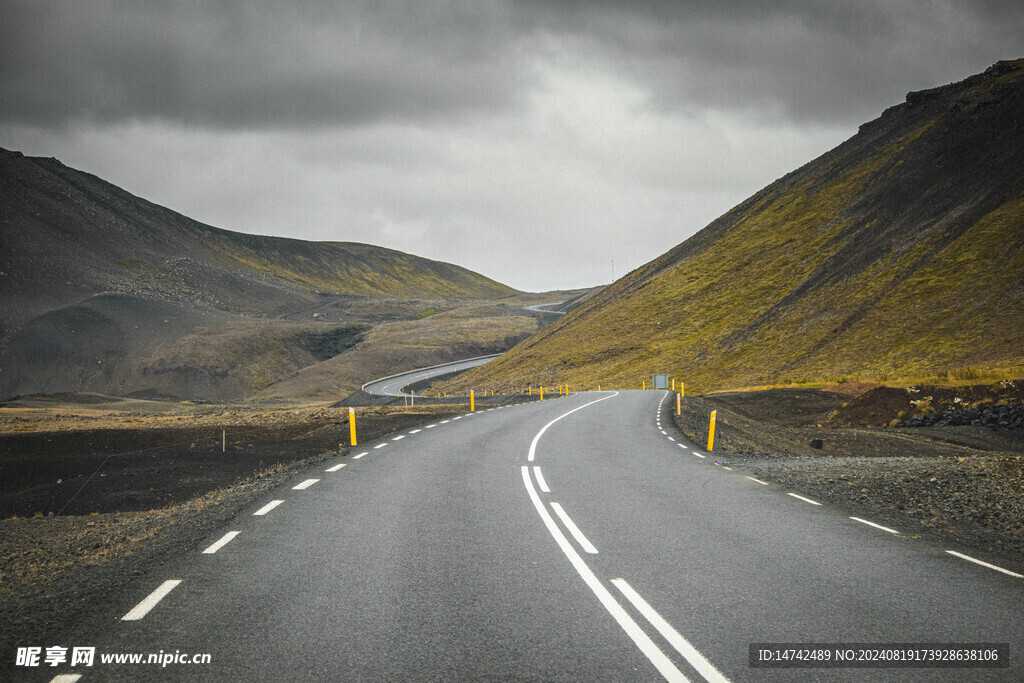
[361,354,500,397]
[45,391,1023,681]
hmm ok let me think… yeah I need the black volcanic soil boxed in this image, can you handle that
[673,384,1024,574]
[0,411,458,518]
[0,401,470,666]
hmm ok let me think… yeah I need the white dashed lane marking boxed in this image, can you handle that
[202,531,240,554]
[550,502,599,554]
[122,579,182,621]
[850,517,899,535]
[533,466,551,493]
[945,551,1023,578]
[353,451,368,459]
[253,500,284,516]
[50,675,82,683]
[787,492,821,506]
[325,463,346,472]
[746,476,768,486]
[612,579,730,683]
[292,479,319,490]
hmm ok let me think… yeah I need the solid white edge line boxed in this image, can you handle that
[849,516,899,535]
[253,500,284,516]
[945,550,1024,578]
[122,579,182,621]
[550,502,599,554]
[612,579,731,683]
[325,463,346,472]
[292,478,319,490]
[787,492,821,506]
[520,467,687,682]
[745,476,768,486]
[533,466,551,493]
[202,530,241,554]
[528,392,620,462]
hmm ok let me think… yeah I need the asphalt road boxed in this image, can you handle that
[37,391,1023,681]
[361,354,500,397]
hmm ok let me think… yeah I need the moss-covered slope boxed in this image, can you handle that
[0,150,516,340]
[449,59,1024,394]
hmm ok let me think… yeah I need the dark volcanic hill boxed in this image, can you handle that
[449,59,1024,393]
[0,149,520,399]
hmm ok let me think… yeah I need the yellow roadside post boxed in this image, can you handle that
[540,387,544,401]
[529,387,532,396]
[707,410,717,451]
[672,378,675,391]
[681,382,685,398]
[349,407,357,446]
[411,390,415,407]
[677,392,681,415]
[471,390,475,411]
[643,380,646,390]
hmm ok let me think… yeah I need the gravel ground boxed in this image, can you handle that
[673,390,1024,574]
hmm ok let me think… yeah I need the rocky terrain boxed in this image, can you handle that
[897,402,1024,430]
[672,382,1024,574]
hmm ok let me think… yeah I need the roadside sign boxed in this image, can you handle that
[653,374,669,389]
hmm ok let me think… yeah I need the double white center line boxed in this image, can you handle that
[522,394,728,682]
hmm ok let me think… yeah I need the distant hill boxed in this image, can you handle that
[0,149,520,399]
[449,59,1024,393]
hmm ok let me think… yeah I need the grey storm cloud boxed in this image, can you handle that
[3,0,1023,130]
[0,0,527,128]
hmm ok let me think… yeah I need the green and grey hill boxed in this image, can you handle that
[0,149,525,400]
[447,59,1024,394]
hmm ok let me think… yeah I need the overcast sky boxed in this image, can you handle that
[2,1,1022,291]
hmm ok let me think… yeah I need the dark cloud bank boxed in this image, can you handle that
[3,0,1022,131]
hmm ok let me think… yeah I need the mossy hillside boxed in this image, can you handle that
[205,234,516,300]
[443,126,927,392]
[441,61,1024,395]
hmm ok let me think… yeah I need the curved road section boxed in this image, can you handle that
[361,354,500,397]
[523,302,566,315]
[360,300,565,397]
[54,390,1023,682]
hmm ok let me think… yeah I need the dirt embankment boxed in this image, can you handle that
[673,382,1024,573]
